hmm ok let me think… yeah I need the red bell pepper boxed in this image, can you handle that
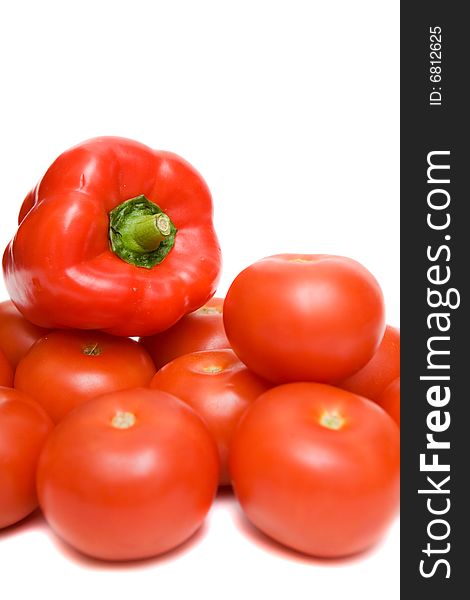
[3,137,221,336]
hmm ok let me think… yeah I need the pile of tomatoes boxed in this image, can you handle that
[0,137,399,563]
[0,254,400,562]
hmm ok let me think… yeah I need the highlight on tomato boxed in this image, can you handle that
[150,349,270,484]
[229,382,400,557]
[0,387,53,529]
[141,297,230,370]
[223,254,385,384]
[37,388,219,560]
[15,330,156,423]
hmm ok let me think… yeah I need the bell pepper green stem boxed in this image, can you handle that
[109,195,177,268]
[122,213,171,253]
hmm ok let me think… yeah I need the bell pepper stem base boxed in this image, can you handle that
[109,195,177,269]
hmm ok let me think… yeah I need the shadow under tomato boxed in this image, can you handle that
[230,504,390,566]
[46,518,210,570]
[216,484,235,502]
[0,508,47,540]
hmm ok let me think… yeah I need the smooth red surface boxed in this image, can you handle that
[37,388,219,560]
[15,330,156,423]
[229,383,400,557]
[0,349,13,387]
[0,388,53,529]
[376,377,400,427]
[3,137,221,336]
[141,297,230,370]
[339,325,400,400]
[224,254,385,384]
[0,300,48,368]
[151,349,270,484]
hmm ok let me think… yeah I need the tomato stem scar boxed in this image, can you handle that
[320,411,345,430]
[82,343,102,356]
[112,411,136,429]
[201,365,223,374]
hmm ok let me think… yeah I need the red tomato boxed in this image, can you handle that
[0,387,53,528]
[150,349,270,484]
[223,255,385,384]
[376,377,400,427]
[229,383,400,557]
[37,388,219,560]
[140,297,230,370]
[15,331,156,423]
[0,349,13,387]
[0,300,48,368]
[339,325,400,400]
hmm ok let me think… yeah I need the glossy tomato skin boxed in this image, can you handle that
[223,255,385,384]
[140,297,230,370]
[150,349,270,484]
[37,388,219,560]
[376,377,400,426]
[0,388,53,528]
[339,325,400,400]
[15,331,156,423]
[229,383,400,557]
[0,349,13,387]
[0,300,48,368]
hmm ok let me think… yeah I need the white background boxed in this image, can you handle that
[0,1,399,599]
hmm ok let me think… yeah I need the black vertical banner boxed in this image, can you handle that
[401,2,467,597]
